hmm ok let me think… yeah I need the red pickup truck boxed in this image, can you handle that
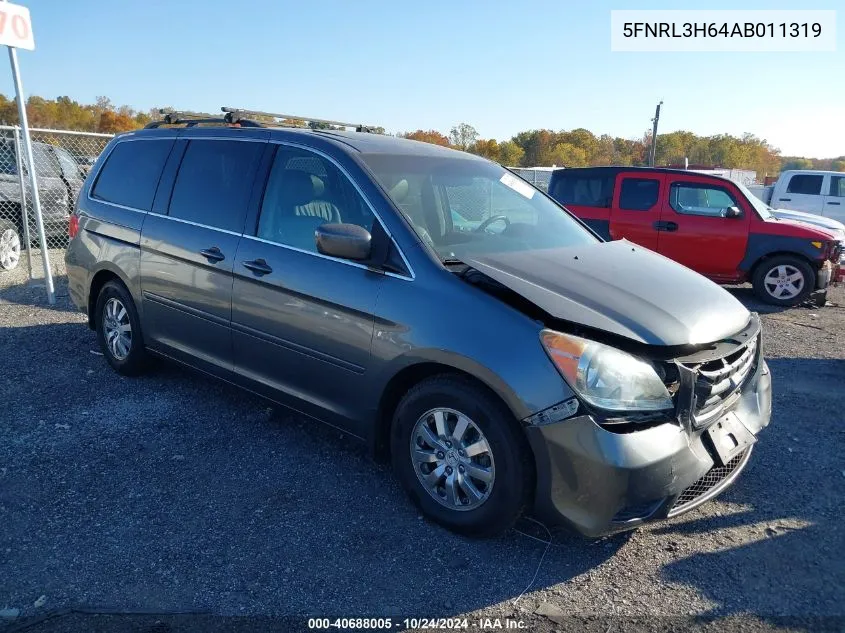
[547,167,842,306]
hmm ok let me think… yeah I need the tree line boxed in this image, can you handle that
[1,94,840,177]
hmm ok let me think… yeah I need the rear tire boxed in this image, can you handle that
[390,374,532,537]
[0,220,21,271]
[752,255,815,306]
[95,280,150,376]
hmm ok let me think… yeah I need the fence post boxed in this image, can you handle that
[12,125,32,277]
[7,47,54,303]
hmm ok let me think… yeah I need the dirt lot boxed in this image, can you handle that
[1,255,844,632]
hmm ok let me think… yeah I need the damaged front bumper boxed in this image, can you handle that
[524,338,772,538]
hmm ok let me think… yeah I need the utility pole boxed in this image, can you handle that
[649,101,662,167]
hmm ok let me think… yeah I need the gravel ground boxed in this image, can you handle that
[1,254,843,632]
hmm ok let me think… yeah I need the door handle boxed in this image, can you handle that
[199,247,225,263]
[653,221,678,232]
[242,258,273,276]
[778,197,792,202]
[827,201,841,206]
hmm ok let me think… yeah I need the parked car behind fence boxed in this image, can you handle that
[0,126,112,273]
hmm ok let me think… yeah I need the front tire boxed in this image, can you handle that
[0,220,21,271]
[95,281,150,376]
[752,255,814,306]
[390,375,532,537]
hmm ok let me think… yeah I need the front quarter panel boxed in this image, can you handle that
[368,270,574,422]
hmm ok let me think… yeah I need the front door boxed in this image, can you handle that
[140,138,265,375]
[657,175,749,280]
[823,174,845,223]
[608,172,664,251]
[776,173,825,213]
[231,144,385,436]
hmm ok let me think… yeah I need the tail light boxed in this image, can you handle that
[68,213,79,239]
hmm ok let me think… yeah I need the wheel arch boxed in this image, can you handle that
[87,266,133,329]
[749,250,818,282]
[371,358,528,463]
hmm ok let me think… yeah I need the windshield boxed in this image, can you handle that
[360,153,598,261]
[735,182,774,220]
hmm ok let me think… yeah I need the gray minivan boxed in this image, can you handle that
[65,111,771,538]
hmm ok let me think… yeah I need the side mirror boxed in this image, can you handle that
[723,206,742,218]
[315,223,372,261]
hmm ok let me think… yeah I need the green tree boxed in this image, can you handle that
[497,140,524,166]
[449,123,479,151]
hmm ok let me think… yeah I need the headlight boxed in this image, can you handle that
[540,330,673,412]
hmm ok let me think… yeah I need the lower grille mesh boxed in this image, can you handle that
[672,449,749,512]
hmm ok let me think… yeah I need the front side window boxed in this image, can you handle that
[92,139,174,211]
[829,176,845,197]
[359,153,597,261]
[670,183,739,217]
[168,140,263,233]
[786,174,823,195]
[55,146,82,180]
[256,146,376,253]
[619,178,659,211]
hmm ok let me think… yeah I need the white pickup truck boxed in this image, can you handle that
[749,170,845,223]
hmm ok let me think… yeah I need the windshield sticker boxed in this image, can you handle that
[500,172,535,199]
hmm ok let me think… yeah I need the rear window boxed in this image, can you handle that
[168,140,262,233]
[619,178,659,210]
[786,174,823,195]
[550,174,613,207]
[92,139,174,211]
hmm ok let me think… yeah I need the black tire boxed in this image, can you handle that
[0,219,21,271]
[390,374,532,537]
[95,280,150,376]
[752,255,815,307]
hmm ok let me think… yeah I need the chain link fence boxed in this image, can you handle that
[508,167,555,192]
[0,125,112,277]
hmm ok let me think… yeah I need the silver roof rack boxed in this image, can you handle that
[221,107,376,132]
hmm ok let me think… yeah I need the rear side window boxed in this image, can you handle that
[786,174,823,195]
[619,178,659,210]
[168,140,263,233]
[551,175,613,207]
[92,140,174,211]
[828,176,845,197]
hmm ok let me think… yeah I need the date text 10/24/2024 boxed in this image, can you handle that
[308,618,528,630]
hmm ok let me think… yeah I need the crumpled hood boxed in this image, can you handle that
[461,240,750,346]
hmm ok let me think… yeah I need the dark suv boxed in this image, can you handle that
[65,109,771,538]
[0,139,86,270]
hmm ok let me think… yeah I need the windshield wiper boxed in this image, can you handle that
[441,257,465,266]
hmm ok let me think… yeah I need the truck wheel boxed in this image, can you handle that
[0,220,21,271]
[390,374,532,537]
[752,255,814,306]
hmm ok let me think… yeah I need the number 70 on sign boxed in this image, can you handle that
[0,2,33,51]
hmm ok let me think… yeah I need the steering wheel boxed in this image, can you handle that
[475,215,510,233]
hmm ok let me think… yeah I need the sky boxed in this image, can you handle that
[4,0,844,158]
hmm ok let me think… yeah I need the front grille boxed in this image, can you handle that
[686,335,759,427]
[670,448,749,515]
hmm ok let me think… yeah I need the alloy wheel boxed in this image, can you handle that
[0,228,20,271]
[763,264,804,300]
[103,297,132,361]
[410,407,495,511]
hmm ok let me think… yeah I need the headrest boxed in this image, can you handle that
[388,179,409,203]
[278,170,315,206]
[310,174,325,198]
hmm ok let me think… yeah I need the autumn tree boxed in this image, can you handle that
[449,123,478,151]
[401,129,450,146]
[497,140,524,166]
[469,138,499,161]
